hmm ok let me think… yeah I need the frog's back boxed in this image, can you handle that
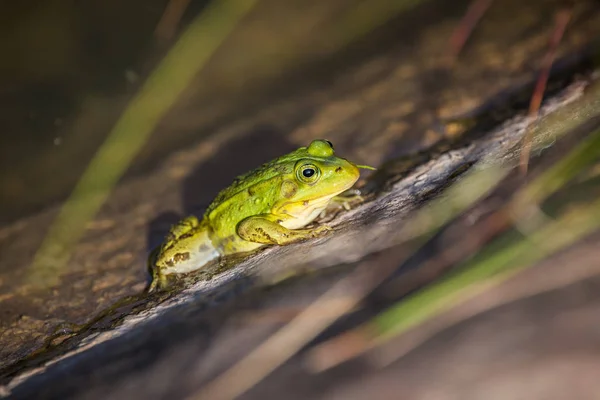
[204,149,300,217]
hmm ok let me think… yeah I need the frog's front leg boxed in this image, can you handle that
[237,214,331,245]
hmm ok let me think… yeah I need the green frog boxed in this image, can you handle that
[148,139,372,291]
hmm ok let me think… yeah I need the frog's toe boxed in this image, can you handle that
[147,278,160,293]
[147,272,168,293]
[313,225,333,237]
[331,193,364,210]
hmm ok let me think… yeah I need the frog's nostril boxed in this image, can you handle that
[335,167,342,173]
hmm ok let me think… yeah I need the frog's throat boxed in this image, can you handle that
[279,193,338,229]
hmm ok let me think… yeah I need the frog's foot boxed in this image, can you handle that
[312,224,333,236]
[237,214,333,246]
[147,269,168,293]
[146,247,162,293]
[334,189,364,208]
[319,189,364,218]
[332,194,363,210]
[147,246,172,293]
[147,277,160,293]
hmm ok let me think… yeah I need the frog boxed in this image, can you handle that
[148,139,373,291]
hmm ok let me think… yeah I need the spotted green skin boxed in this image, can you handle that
[149,139,361,290]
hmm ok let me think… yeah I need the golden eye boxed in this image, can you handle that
[297,164,320,183]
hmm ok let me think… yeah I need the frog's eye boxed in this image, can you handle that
[297,164,321,184]
[307,140,334,157]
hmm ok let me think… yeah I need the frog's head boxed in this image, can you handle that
[295,139,360,195]
[275,139,370,220]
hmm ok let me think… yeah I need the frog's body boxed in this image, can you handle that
[149,139,365,291]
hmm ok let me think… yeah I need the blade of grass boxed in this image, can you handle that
[332,0,432,46]
[448,0,495,62]
[155,0,192,41]
[374,195,600,345]
[27,0,258,287]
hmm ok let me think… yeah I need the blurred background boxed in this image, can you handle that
[2,0,600,398]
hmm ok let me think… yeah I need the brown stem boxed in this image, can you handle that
[519,8,572,176]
